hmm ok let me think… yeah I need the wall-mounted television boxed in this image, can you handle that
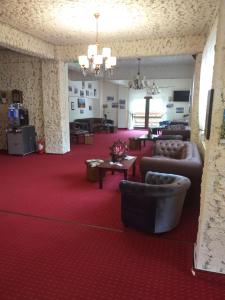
[173,90,190,102]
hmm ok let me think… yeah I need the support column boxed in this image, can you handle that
[195,0,225,274]
[190,53,202,144]
[42,60,70,154]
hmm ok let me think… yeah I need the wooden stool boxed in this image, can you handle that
[84,133,94,144]
[85,159,104,182]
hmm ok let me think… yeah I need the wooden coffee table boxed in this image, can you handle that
[97,156,137,189]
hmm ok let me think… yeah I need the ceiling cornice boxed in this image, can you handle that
[0,21,55,59]
[0,20,205,62]
[55,35,205,61]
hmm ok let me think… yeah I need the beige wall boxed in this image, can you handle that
[195,1,225,274]
[0,50,44,139]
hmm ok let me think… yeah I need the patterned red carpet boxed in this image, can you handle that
[0,129,224,299]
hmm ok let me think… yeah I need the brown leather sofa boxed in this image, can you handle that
[161,124,190,141]
[119,171,191,233]
[74,118,114,133]
[140,140,202,198]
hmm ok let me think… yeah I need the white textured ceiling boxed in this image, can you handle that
[0,0,219,45]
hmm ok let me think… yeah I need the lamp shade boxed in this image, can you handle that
[109,56,117,66]
[102,47,111,58]
[93,55,103,65]
[78,56,89,68]
[88,44,98,58]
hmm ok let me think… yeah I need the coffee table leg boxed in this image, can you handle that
[99,168,103,189]
[132,161,136,177]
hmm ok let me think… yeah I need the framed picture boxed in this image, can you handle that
[82,81,85,89]
[205,89,214,140]
[94,89,97,97]
[80,109,84,114]
[68,86,73,94]
[112,102,118,108]
[78,98,85,108]
[71,102,74,110]
[74,87,78,96]
[176,107,184,113]
[88,83,92,89]
[89,105,92,111]
[80,90,84,97]
[119,99,126,105]
[107,96,114,101]
[166,103,174,108]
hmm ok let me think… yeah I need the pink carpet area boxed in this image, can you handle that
[0,129,198,242]
[0,212,225,300]
[0,130,147,229]
[0,129,224,299]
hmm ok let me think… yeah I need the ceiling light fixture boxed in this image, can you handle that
[78,13,117,77]
[128,58,160,95]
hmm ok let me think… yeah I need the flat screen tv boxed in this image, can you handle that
[173,90,190,102]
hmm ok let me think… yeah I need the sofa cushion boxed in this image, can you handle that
[154,140,186,159]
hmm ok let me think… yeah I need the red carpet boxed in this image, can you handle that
[0,129,223,299]
[0,130,197,241]
[0,213,224,300]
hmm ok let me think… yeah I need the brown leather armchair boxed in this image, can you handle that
[140,140,202,197]
[119,171,191,234]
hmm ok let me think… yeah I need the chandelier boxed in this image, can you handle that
[128,58,160,95]
[78,13,117,76]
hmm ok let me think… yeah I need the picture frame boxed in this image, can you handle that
[176,107,184,113]
[107,96,114,101]
[69,86,73,93]
[205,89,214,140]
[80,90,84,97]
[80,109,84,114]
[89,105,92,111]
[119,99,126,105]
[94,89,97,97]
[112,102,118,108]
[71,102,74,110]
[78,98,85,108]
[74,87,78,96]
[88,83,92,89]
[166,103,174,108]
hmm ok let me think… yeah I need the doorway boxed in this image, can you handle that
[131,96,164,129]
